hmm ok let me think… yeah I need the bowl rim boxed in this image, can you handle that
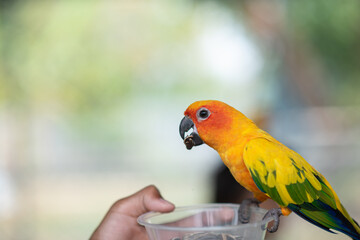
[137,203,274,232]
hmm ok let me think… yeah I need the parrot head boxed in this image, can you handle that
[179,100,252,151]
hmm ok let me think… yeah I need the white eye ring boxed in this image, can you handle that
[196,107,210,121]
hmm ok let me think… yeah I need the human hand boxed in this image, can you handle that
[90,185,175,240]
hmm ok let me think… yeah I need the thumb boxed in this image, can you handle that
[115,185,175,218]
[143,185,175,214]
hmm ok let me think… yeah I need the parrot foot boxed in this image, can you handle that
[262,208,283,233]
[239,198,261,224]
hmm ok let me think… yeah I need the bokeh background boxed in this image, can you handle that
[1,0,360,239]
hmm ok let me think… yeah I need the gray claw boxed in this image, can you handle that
[239,198,261,224]
[262,208,283,233]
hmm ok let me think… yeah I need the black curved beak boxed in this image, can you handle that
[179,116,204,150]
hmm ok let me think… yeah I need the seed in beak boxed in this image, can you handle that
[184,136,195,150]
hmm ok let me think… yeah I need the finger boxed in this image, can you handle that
[114,185,175,218]
[143,185,175,213]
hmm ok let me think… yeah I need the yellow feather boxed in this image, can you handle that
[276,184,294,206]
[306,192,314,202]
[305,172,322,191]
[267,171,276,188]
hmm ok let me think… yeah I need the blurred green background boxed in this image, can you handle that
[1,0,360,239]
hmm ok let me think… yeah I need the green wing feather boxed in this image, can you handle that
[243,137,360,239]
[243,137,324,207]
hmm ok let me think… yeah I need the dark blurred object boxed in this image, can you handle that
[0,0,17,9]
[213,164,253,203]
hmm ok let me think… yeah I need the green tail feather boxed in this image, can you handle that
[288,200,360,240]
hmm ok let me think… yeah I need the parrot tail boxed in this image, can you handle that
[289,200,360,240]
[353,219,360,240]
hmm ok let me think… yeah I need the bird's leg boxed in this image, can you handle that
[239,198,261,223]
[262,208,283,233]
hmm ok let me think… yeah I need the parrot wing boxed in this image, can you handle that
[243,137,360,239]
[243,137,326,207]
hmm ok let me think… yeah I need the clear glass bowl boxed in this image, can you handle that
[138,203,273,240]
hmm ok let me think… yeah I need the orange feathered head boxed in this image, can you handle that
[179,100,252,151]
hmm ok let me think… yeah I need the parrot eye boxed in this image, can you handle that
[197,108,210,121]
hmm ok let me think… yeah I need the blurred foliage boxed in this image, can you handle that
[0,1,198,114]
[2,0,260,147]
[2,0,360,113]
[201,0,360,105]
[287,0,360,104]
[0,0,210,146]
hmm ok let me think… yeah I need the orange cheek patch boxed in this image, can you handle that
[196,111,233,146]
[185,102,234,144]
[203,108,233,131]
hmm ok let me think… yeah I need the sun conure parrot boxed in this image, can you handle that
[179,100,360,239]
